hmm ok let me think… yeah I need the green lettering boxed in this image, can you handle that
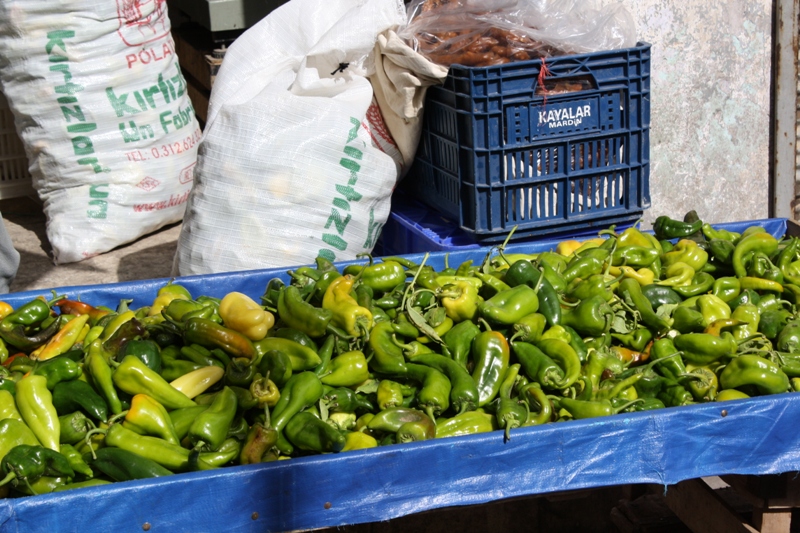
[335,184,362,203]
[61,105,85,123]
[89,184,109,199]
[71,136,94,156]
[322,234,347,251]
[45,30,75,55]
[105,88,140,117]
[343,146,363,160]
[324,208,351,236]
[67,122,96,134]
[345,117,360,143]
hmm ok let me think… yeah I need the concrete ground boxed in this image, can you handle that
[0,195,181,294]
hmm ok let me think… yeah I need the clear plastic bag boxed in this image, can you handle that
[398,0,636,67]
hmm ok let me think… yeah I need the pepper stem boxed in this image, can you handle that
[477,318,493,332]
[0,472,16,488]
[355,252,375,267]
[401,253,429,311]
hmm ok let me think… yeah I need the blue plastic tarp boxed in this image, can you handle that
[0,218,792,532]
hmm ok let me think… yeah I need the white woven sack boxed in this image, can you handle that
[0,0,199,264]
[173,0,406,276]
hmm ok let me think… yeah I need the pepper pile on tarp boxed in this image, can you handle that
[0,211,799,496]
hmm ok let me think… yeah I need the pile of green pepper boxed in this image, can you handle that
[1,212,800,496]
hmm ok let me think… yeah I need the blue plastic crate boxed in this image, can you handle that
[407,42,651,243]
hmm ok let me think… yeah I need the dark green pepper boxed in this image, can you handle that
[91,446,173,481]
[503,260,561,327]
[284,411,345,453]
[653,215,703,240]
[270,371,325,455]
[117,339,162,374]
[442,319,480,371]
[640,284,683,309]
[0,444,74,490]
[187,386,238,451]
[31,356,82,390]
[405,351,479,414]
[560,294,615,337]
[51,379,108,423]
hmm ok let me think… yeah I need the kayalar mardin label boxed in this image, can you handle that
[318,117,366,263]
[534,101,597,134]
[46,30,195,220]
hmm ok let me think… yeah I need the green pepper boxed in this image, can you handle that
[479,285,539,326]
[435,409,496,438]
[662,240,709,272]
[777,238,800,286]
[368,321,408,375]
[15,374,60,452]
[404,362,451,419]
[697,294,731,325]
[486,364,525,439]
[560,294,615,337]
[471,323,510,406]
[366,406,429,434]
[168,405,209,441]
[702,224,741,243]
[31,356,83,390]
[284,411,345,453]
[0,298,53,351]
[562,255,605,284]
[58,443,93,478]
[0,419,40,463]
[649,338,688,381]
[159,346,204,382]
[187,386,238,451]
[708,239,737,265]
[223,357,257,388]
[254,337,321,372]
[91,446,173,481]
[51,380,108,423]
[117,339,162,374]
[512,341,565,390]
[278,285,334,338]
[320,350,369,388]
[672,272,715,298]
[274,327,319,352]
[653,215,703,240]
[344,258,406,295]
[510,313,546,344]
[611,245,660,268]
[179,344,222,369]
[673,332,737,365]
[732,232,779,278]
[122,393,180,445]
[719,354,789,395]
[566,273,623,302]
[322,386,374,414]
[191,437,242,470]
[611,327,653,353]
[442,319,480,371]
[0,445,74,491]
[640,285,683,309]
[405,351,479,414]
[239,416,278,465]
[503,260,561,327]
[473,271,511,296]
[535,338,582,390]
[271,371,325,455]
[671,305,707,333]
[257,349,292,388]
[759,309,793,340]
[618,279,673,333]
[102,423,191,472]
[113,355,196,410]
[556,396,641,420]
[730,303,760,342]
[748,252,784,283]
[684,364,719,401]
[57,411,94,446]
[376,380,404,410]
[0,390,21,422]
[437,280,481,323]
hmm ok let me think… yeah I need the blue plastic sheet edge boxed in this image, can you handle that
[3,395,800,533]
[0,217,791,532]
